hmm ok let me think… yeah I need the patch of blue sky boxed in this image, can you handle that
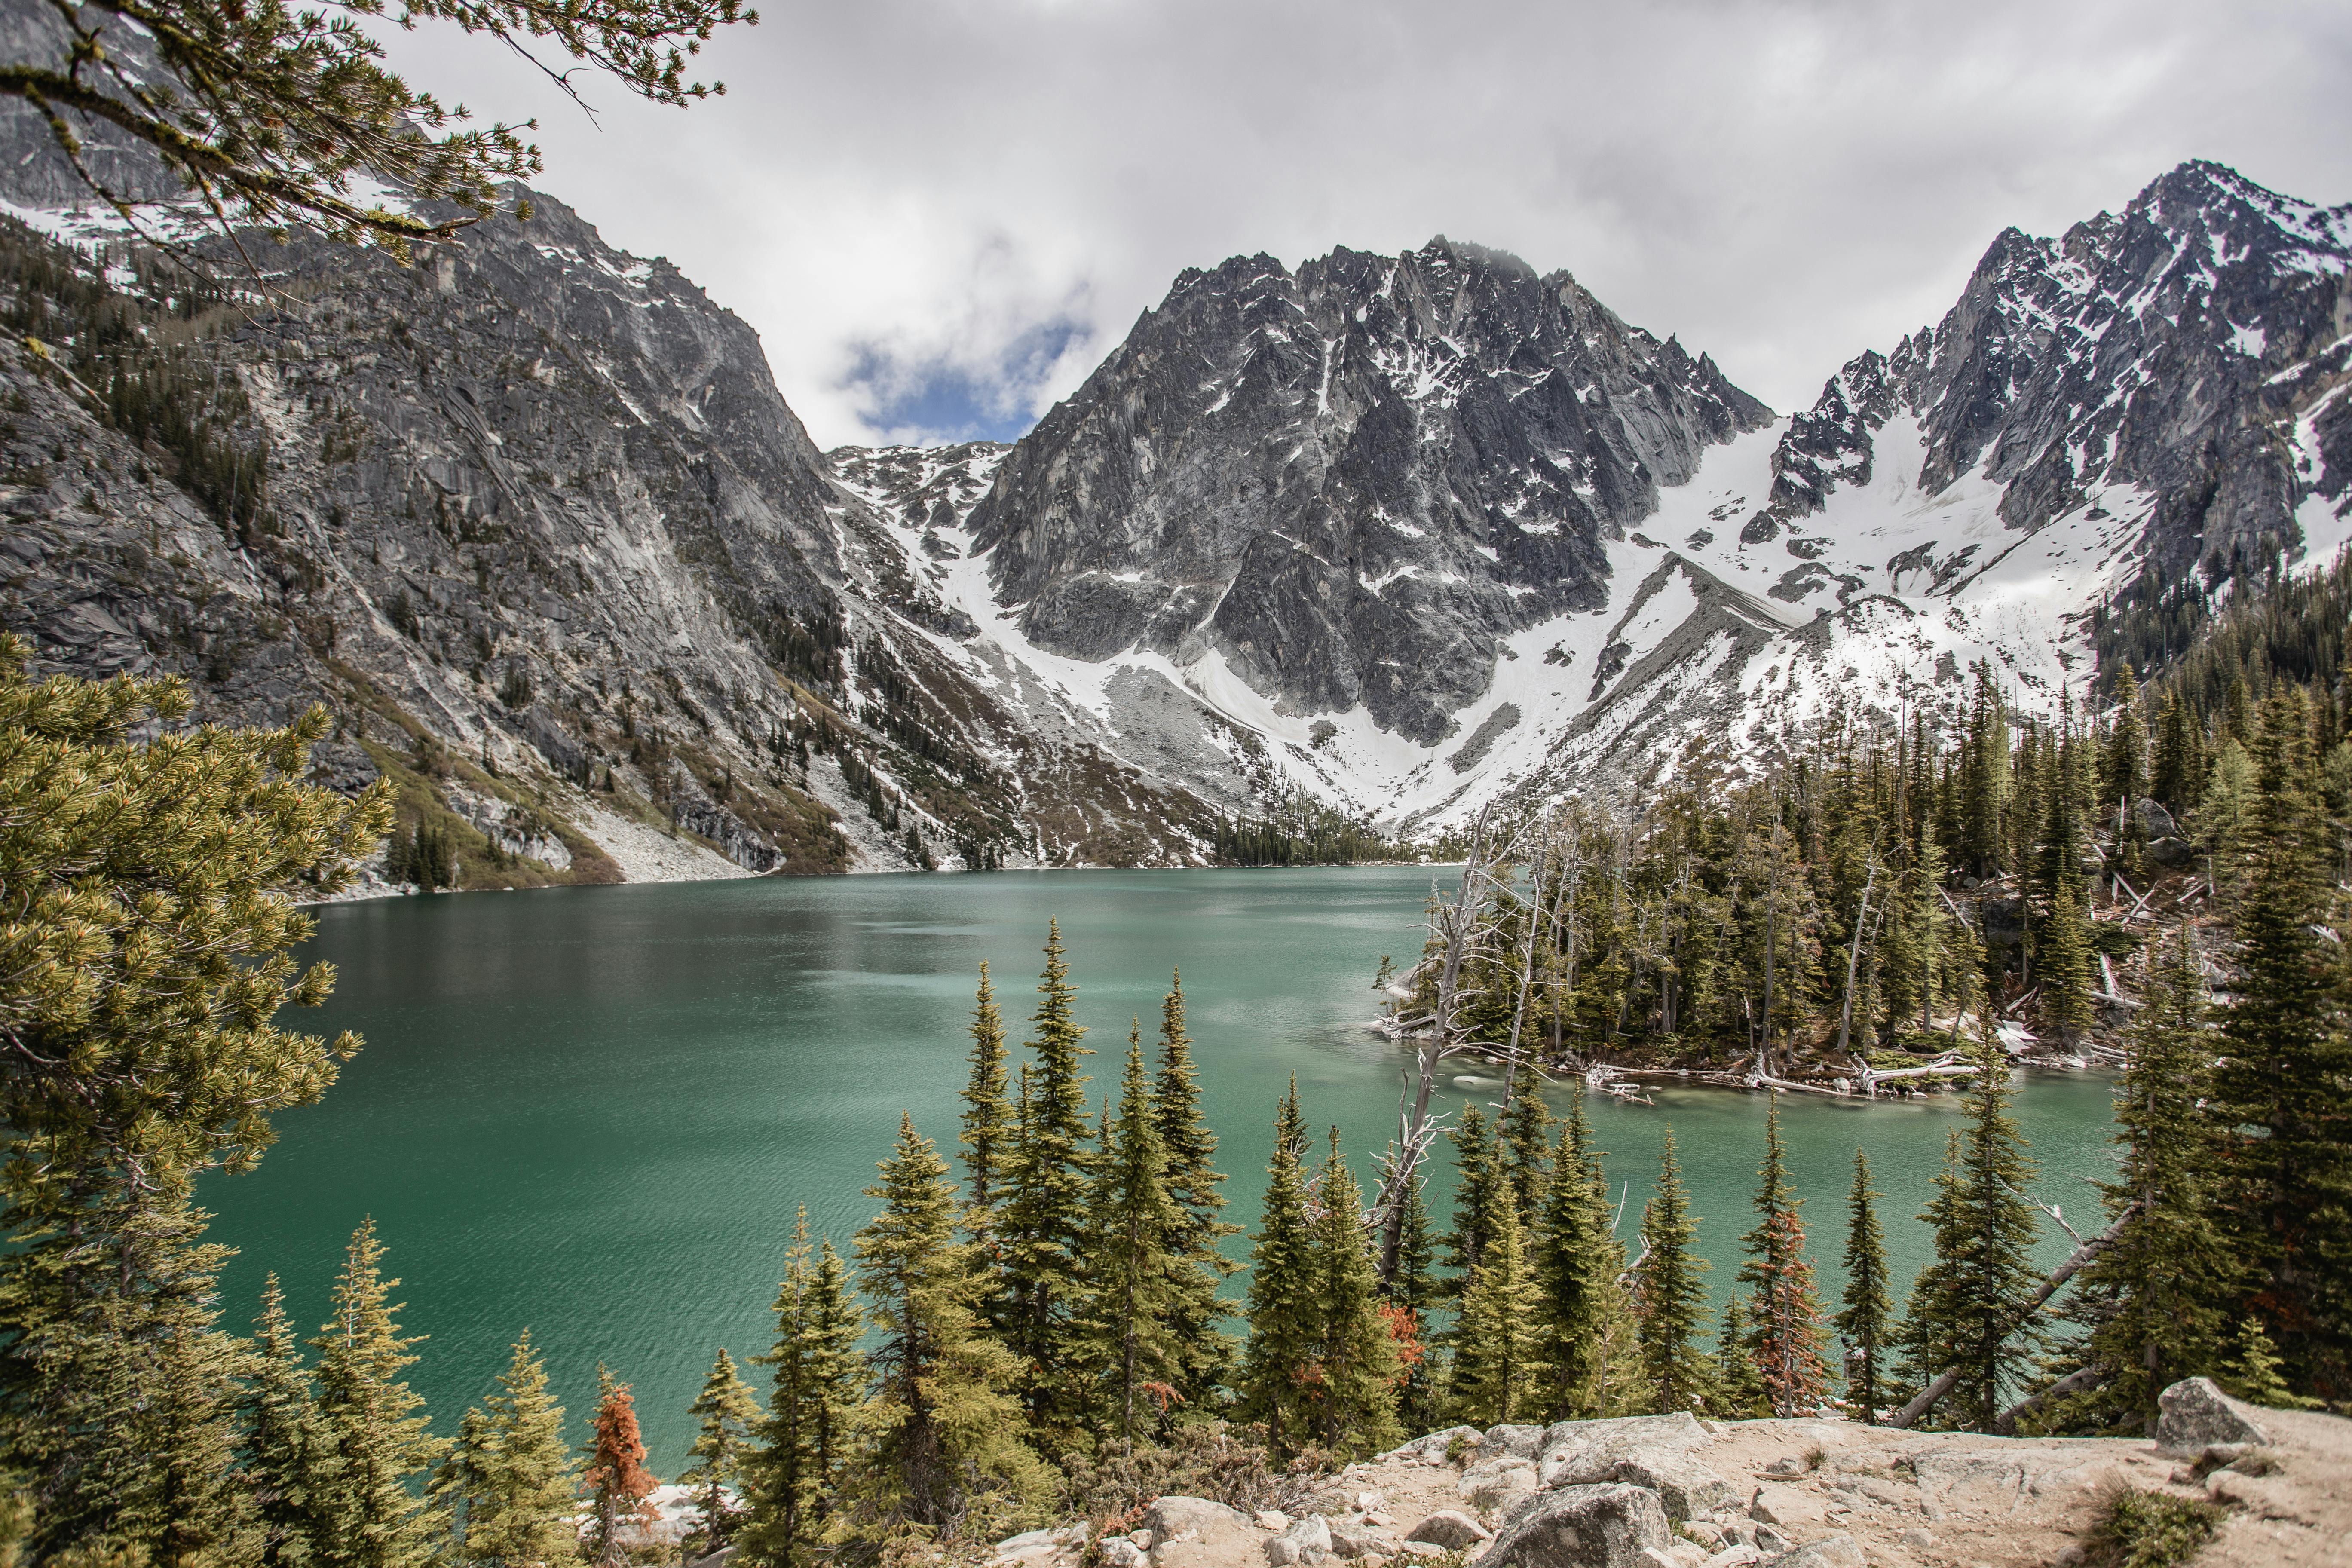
[843,316,1092,446]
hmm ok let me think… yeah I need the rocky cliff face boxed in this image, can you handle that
[844,162,2352,831]
[0,103,1211,879]
[966,239,1771,745]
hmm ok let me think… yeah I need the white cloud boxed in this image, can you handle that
[380,0,2352,447]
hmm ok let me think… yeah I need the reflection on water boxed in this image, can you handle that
[208,868,2116,1468]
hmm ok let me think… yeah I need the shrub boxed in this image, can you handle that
[2089,1488,2225,1568]
[1060,1424,1328,1522]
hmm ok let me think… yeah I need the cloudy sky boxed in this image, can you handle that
[385,0,2352,450]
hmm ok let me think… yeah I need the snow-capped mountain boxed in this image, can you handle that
[839,162,2352,832]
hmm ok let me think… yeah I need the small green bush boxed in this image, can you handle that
[2090,1488,2225,1568]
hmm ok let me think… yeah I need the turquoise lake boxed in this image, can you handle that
[206,867,2118,1470]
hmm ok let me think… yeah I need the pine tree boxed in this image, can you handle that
[1532,1095,1640,1419]
[580,1369,658,1568]
[741,1209,864,1568]
[462,1330,576,1568]
[1496,1066,1552,1225]
[1447,1182,1547,1426]
[1384,1171,1442,1433]
[2067,931,2236,1433]
[243,1273,336,1568]
[0,1185,252,1566]
[2151,689,2205,813]
[849,1115,1047,1537]
[1635,1127,1712,1415]
[2101,664,2149,810]
[1711,1297,1769,1419]
[1151,972,1240,1409]
[313,1218,448,1568]
[2037,756,2098,1043]
[959,964,1015,1235]
[1896,1029,2043,1429]
[1305,1132,1405,1455]
[1000,922,1096,1437]
[1834,1151,1892,1424]
[682,1349,761,1555]
[1086,1024,1185,1441]
[1238,1079,1318,1455]
[1439,1104,1499,1288]
[1737,1097,1833,1416]
[2212,689,2352,1395]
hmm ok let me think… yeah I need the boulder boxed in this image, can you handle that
[1283,1517,1333,1557]
[1146,1499,1250,1539]
[1402,1510,1491,1550]
[2157,1377,2272,1453]
[1102,1541,1147,1568]
[1481,1484,1672,1568]
[1604,1453,1738,1522]
[1755,1540,1864,1568]
[2148,835,2196,868]
[1461,1456,1541,1510]
[1746,1486,1824,1532]
[1145,1498,1258,1568]
[1265,1542,1301,1567]
[1327,1522,1379,1560]
[1485,1424,1549,1459]
[1539,1415,1710,1488]
[2133,797,2178,838]
[1383,1425,1487,1465]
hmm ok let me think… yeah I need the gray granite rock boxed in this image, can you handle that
[1481,1484,1673,1568]
[2157,1377,2272,1453]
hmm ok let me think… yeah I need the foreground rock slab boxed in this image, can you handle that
[1481,1483,1671,1568]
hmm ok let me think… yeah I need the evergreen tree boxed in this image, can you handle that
[2037,750,2098,1043]
[1896,1030,2043,1429]
[2102,663,2149,809]
[1834,1151,1892,1425]
[1000,922,1096,1437]
[2212,690,2352,1396]
[1085,1024,1185,1440]
[959,964,1015,1235]
[1447,1182,1547,1426]
[1384,1171,1443,1433]
[313,1218,448,1568]
[741,1210,864,1568]
[1532,1095,1640,1419]
[682,1349,761,1555]
[849,1115,1046,1536]
[1737,1097,1832,1416]
[1305,1132,1404,1455]
[1711,1297,1769,1419]
[243,1273,336,1568]
[1635,1128,1712,1415]
[2066,932,2236,1433]
[1151,972,1240,1409]
[2151,689,2205,812]
[1238,1080,1318,1455]
[1496,1066,1552,1225]
[467,1331,575,1568]
[580,1369,657,1568]
[1439,1104,1499,1288]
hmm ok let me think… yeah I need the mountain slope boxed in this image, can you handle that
[842,162,2352,830]
[0,119,1213,877]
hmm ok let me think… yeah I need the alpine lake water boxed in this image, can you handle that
[208,867,2119,1471]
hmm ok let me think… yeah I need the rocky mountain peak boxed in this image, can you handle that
[964,234,1770,744]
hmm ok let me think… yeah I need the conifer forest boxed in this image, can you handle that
[2,531,2347,1567]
